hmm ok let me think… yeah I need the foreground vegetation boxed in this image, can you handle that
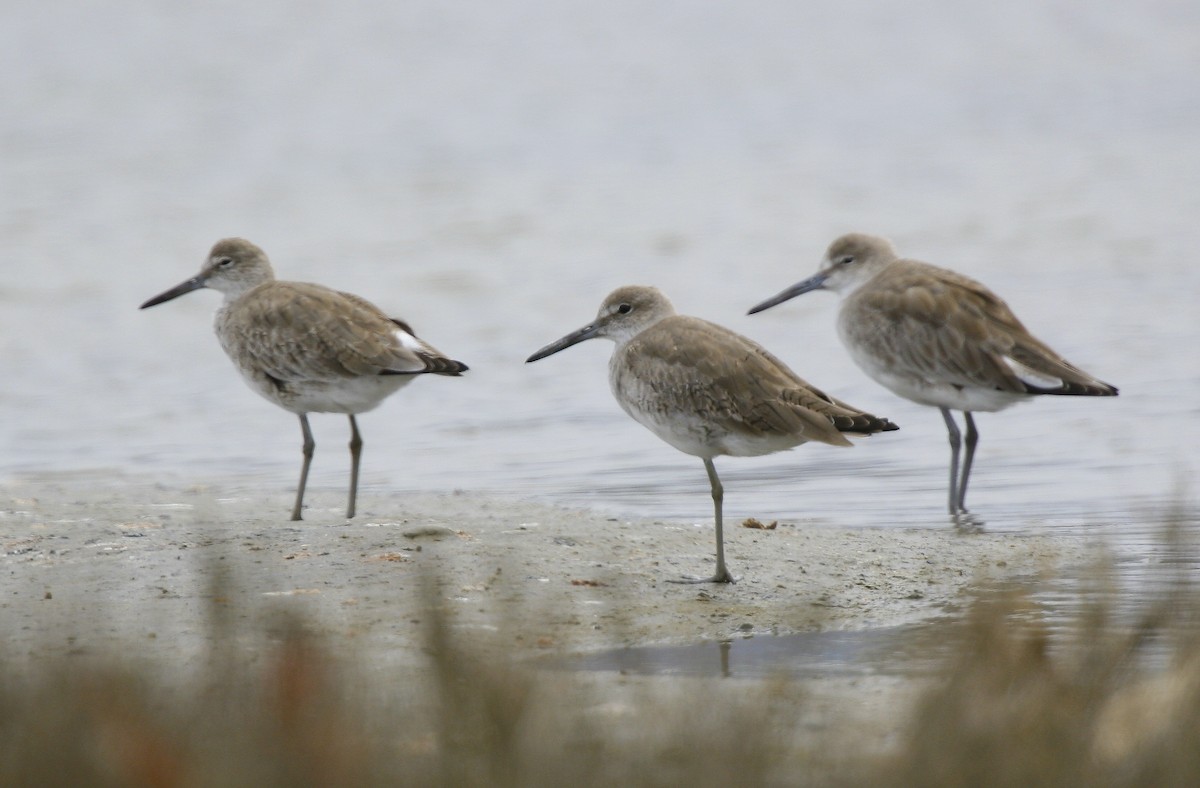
[2,518,1198,787]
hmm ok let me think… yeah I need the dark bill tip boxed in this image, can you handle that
[747,273,827,315]
[139,275,207,309]
[525,324,600,363]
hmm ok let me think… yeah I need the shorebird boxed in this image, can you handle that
[748,233,1117,520]
[526,285,898,583]
[140,238,467,521]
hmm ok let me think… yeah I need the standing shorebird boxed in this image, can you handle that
[526,285,898,583]
[748,233,1117,521]
[140,238,467,521]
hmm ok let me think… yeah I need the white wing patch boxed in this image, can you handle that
[393,327,426,353]
[1003,356,1063,390]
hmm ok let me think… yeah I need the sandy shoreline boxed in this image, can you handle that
[1,473,1084,670]
[0,472,1102,772]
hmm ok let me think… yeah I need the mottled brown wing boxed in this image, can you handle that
[227,283,441,382]
[845,262,1034,393]
[852,262,1114,395]
[622,317,893,447]
[337,291,467,376]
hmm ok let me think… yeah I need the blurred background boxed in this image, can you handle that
[1,0,1196,542]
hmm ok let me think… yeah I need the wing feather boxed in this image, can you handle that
[219,282,465,383]
[616,317,896,448]
[844,261,1114,395]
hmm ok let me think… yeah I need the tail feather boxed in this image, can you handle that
[832,412,900,435]
[385,318,468,376]
[1005,349,1117,397]
[423,355,469,376]
[381,355,467,376]
[1024,379,1118,397]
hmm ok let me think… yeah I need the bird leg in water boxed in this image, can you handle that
[940,408,964,516]
[957,411,979,513]
[347,414,363,519]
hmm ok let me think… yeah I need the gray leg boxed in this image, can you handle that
[670,458,736,584]
[292,414,315,521]
[958,412,979,513]
[940,408,962,515]
[347,415,363,519]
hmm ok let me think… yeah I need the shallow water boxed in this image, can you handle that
[2,1,1198,614]
[549,625,940,680]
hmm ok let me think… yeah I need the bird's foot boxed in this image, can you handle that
[950,509,985,533]
[668,569,738,584]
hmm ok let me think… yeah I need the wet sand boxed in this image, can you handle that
[0,472,1098,767]
[1,473,1083,667]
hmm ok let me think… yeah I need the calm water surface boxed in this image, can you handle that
[2,1,1198,619]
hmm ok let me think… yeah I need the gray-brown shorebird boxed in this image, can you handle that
[141,238,467,520]
[527,285,898,583]
[749,233,1117,521]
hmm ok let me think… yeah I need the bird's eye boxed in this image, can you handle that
[216,257,233,268]
[837,255,854,266]
[616,303,632,314]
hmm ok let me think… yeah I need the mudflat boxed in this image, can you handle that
[1,472,1079,670]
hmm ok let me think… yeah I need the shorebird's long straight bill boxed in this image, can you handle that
[526,323,602,362]
[140,275,207,309]
[747,271,828,314]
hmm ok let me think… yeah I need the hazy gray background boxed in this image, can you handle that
[2,1,1196,543]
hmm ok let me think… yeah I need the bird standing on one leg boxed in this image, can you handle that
[140,238,467,520]
[749,233,1117,522]
[527,285,898,583]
